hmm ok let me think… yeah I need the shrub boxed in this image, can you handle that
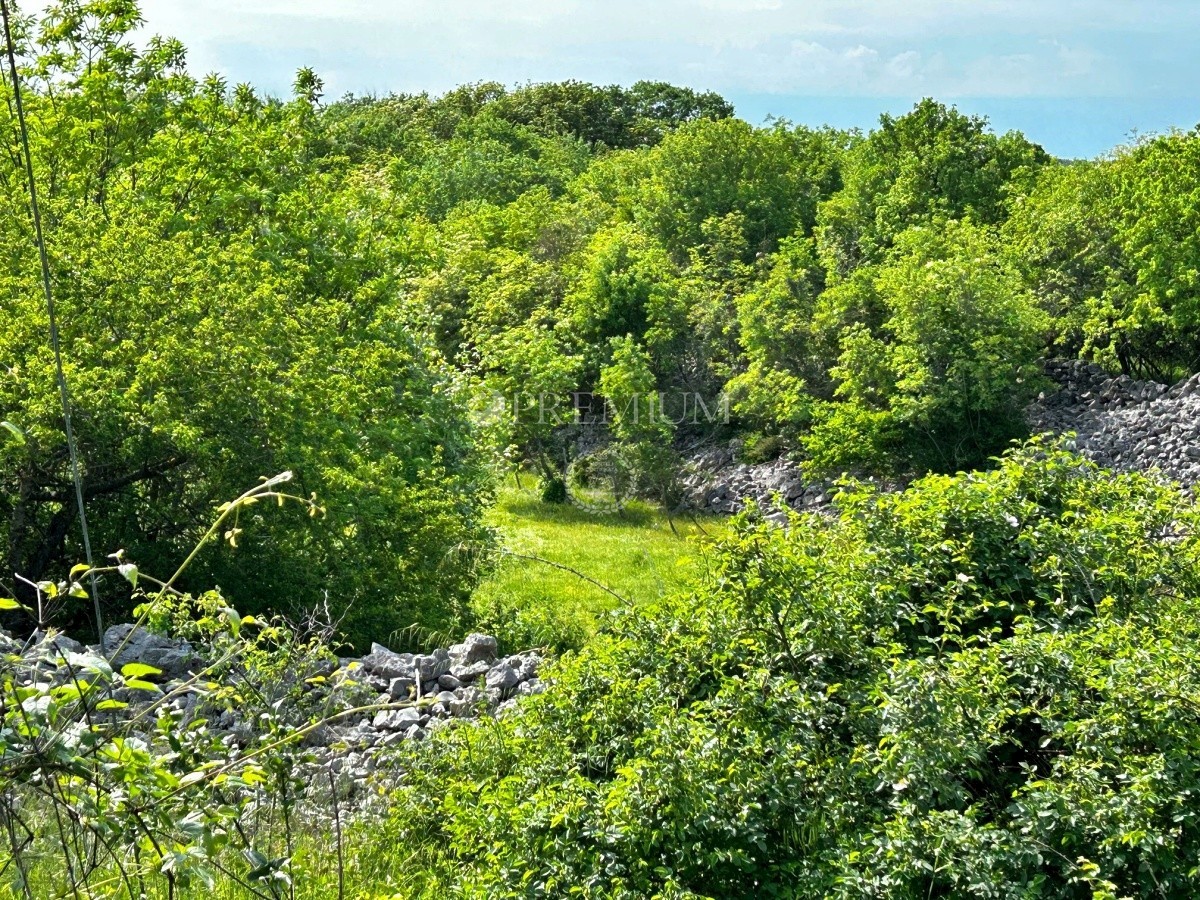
[375,439,1200,898]
[805,220,1048,474]
[540,476,569,505]
[737,432,787,465]
[0,475,389,897]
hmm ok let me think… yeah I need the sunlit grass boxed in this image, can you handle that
[470,478,724,652]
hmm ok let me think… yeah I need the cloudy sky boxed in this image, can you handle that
[133,0,1199,158]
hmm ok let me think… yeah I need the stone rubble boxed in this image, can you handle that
[682,359,1200,516]
[1026,359,1200,487]
[1,624,545,781]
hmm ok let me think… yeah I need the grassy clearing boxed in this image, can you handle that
[469,480,723,652]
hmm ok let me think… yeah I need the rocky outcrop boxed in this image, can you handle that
[683,359,1200,516]
[680,445,835,521]
[2,624,545,782]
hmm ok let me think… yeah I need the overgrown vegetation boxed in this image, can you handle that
[7,1,1200,639]
[376,441,1200,898]
[7,2,1200,896]
[0,474,380,898]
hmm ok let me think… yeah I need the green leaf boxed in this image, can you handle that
[124,678,161,692]
[118,563,139,588]
[1,420,25,444]
[95,699,128,711]
[121,662,162,679]
[0,597,24,611]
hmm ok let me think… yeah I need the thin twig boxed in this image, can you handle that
[504,550,632,605]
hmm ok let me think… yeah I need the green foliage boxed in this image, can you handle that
[727,235,828,431]
[599,337,682,512]
[817,98,1049,281]
[9,14,1200,891]
[320,79,734,163]
[565,223,680,375]
[0,3,490,648]
[540,475,568,505]
[806,220,1048,473]
[0,477,392,898]
[376,440,1200,898]
[737,431,786,465]
[1010,132,1200,380]
[396,94,1060,483]
[394,115,592,220]
[630,118,843,262]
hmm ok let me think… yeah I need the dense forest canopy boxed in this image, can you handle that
[3,0,1200,648]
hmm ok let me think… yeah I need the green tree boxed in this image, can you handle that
[564,222,681,378]
[727,234,829,432]
[0,2,491,647]
[598,336,681,519]
[1004,158,1120,361]
[806,220,1047,473]
[630,118,843,262]
[1090,132,1200,379]
[818,99,1049,282]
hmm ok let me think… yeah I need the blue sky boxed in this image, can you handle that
[134,0,1200,159]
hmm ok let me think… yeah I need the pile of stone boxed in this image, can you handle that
[2,623,543,759]
[680,444,833,520]
[1027,359,1200,487]
[681,359,1200,517]
[331,633,544,748]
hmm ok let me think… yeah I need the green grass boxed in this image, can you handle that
[470,480,723,652]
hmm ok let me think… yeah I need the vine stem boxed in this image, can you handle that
[0,0,105,650]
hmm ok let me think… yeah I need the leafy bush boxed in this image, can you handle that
[737,432,787,465]
[805,220,1048,474]
[0,4,492,648]
[540,475,568,505]
[1009,132,1200,381]
[0,475,389,897]
[376,440,1200,898]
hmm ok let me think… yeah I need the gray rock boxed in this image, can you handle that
[449,634,498,667]
[34,631,84,657]
[449,687,483,717]
[103,624,198,678]
[486,662,520,693]
[451,659,491,684]
[414,651,452,681]
[388,677,415,700]
[362,644,415,680]
[372,707,421,731]
[1027,360,1200,491]
[513,652,542,681]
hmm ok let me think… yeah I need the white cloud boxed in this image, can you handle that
[122,0,1187,100]
[886,50,921,79]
